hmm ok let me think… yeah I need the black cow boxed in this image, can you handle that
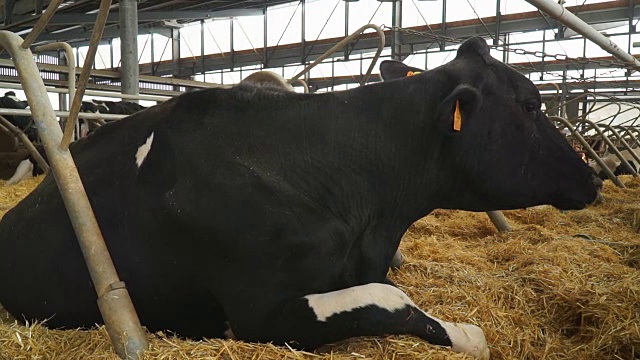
[0,38,598,359]
[0,91,37,142]
[79,99,147,137]
[80,99,146,115]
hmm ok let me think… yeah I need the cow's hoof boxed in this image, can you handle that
[448,323,490,360]
[592,192,605,205]
[390,250,405,269]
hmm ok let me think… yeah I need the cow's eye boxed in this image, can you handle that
[523,101,538,113]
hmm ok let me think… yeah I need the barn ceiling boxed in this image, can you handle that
[0,0,296,45]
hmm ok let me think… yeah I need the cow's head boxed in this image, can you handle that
[380,37,599,211]
[81,100,109,113]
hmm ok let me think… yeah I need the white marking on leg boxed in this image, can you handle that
[427,315,490,360]
[7,159,34,185]
[305,283,489,359]
[304,283,412,322]
[135,132,155,168]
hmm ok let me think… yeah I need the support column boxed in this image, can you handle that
[171,28,181,91]
[58,50,69,134]
[119,0,139,101]
[441,0,447,51]
[263,5,268,67]
[301,0,306,64]
[391,0,402,60]
[3,0,15,25]
[494,0,501,46]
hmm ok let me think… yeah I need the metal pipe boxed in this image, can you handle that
[34,42,76,104]
[287,78,309,93]
[0,108,129,121]
[581,122,640,176]
[20,40,77,141]
[291,24,385,86]
[577,120,635,180]
[0,30,148,359]
[486,211,511,232]
[614,125,640,149]
[550,116,624,188]
[391,0,402,60]
[119,0,139,100]
[525,0,640,71]
[0,82,172,102]
[62,0,113,150]
[20,0,65,49]
[0,115,49,173]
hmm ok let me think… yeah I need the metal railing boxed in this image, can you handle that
[540,85,640,188]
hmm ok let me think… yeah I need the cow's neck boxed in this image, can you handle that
[290,74,456,234]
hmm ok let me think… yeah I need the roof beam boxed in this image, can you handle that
[16,8,263,25]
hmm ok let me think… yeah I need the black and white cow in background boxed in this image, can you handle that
[5,100,147,184]
[0,38,600,359]
[5,144,47,185]
[589,148,640,180]
[0,91,37,142]
[79,99,147,137]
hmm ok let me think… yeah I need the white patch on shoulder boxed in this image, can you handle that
[304,283,412,322]
[135,132,155,168]
[430,317,490,360]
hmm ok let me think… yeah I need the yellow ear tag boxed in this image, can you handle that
[453,100,462,131]
[406,71,421,77]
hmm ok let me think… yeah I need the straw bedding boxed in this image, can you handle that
[1,176,638,360]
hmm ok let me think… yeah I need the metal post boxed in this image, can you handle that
[201,20,205,75]
[119,0,139,101]
[57,50,69,133]
[110,39,114,69]
[344,0,349,60]
[526,0,640,70]
[301,0,306,64]
[150,32,155,75]
[391,0,402,60]
[495,0,501,46]
[0,30,148,360]
[560,69,567,118]
[171,28,180,90]
[486,211,511,232]
[263,5,268,67]
[3,0,15,25]
[230,18,234,70]
[441,0,447,50]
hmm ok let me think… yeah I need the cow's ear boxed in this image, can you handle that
[435,85,482,135]
[455,37,492,64]
[379,60,425,81]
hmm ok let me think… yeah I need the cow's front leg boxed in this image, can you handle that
[244,283,489,359]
